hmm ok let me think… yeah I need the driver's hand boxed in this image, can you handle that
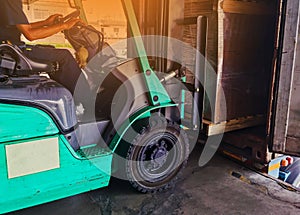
[46,14,63,25]
[64,18,85,30]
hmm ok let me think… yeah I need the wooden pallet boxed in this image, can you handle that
[202,115,266,136]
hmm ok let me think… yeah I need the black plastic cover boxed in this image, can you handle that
[0,76,77,132]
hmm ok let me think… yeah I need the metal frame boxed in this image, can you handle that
[121,0,171,106]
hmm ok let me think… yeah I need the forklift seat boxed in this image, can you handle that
[0,43,77,133]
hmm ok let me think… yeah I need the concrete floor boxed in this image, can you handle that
[9,145,300,215]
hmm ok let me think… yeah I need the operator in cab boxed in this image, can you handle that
[0,0,92,113]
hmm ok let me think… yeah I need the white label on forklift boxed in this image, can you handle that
[5,137,60,179]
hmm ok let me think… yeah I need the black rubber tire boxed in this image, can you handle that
[126,121,189,193]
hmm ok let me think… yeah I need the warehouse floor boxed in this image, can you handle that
[9,144,300,215]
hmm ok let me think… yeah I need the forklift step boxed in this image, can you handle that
[77,145,111,159]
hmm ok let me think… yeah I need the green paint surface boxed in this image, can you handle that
[121,0,171,106]
[0,103,59,143]
[0,135,112,214]
[110,104,177,152]
[181,77,186,119]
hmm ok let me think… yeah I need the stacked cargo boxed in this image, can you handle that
[183,0,279,133]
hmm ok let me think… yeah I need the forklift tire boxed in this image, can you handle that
[126,121,189,193]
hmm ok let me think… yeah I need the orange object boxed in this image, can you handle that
[281,159,289,167]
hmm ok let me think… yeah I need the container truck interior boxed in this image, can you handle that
[177,0,300,169]
[135,0,285,168]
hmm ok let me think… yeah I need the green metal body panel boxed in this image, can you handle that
[0,104,112,214]
[0,135,112,214]
[0,103,59,143]
[121,0,171,106]
[181,77,186,119]
[110,104,177,152]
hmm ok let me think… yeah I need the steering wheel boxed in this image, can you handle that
[55,10,80,24]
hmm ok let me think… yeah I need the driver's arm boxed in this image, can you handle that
[16,18,81,41]
[29,14,62,29]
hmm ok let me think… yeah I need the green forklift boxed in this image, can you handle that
[0,0,200,213]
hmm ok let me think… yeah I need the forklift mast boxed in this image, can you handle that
[72,0,172,106]
[121,0,171,106]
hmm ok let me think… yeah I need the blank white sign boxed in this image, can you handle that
[6,137,60,179]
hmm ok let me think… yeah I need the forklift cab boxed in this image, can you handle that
[0,0,160,146]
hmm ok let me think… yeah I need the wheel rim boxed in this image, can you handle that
[136,132,180,182]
